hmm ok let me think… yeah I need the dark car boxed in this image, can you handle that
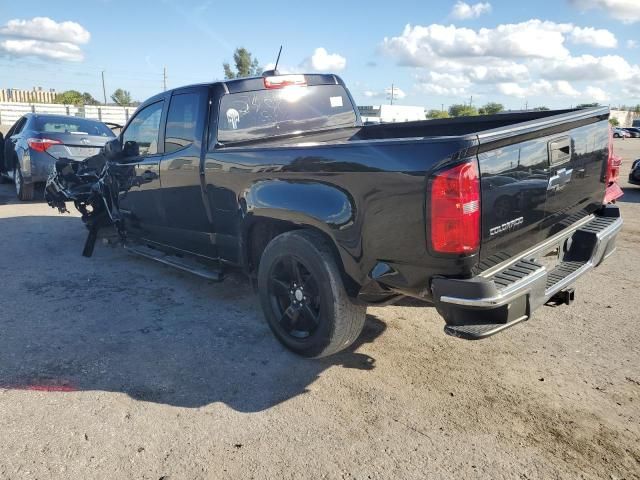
[623,127,640,138]
[45,73,622,357]
[0,114,115,200]
[629,159,640,186]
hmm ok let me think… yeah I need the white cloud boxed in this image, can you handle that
[416,71,471,96]
[569,0,640,24]
[0,39,83,61]
[536,54,639,82]
[623,81,640,98]
[380,21,575,66]
[0,17,90,44]
[497,80,581,98]
[584,86,609,101]
[570,26,617,48]
[386,86,406,99]
[379,20,640,105]
[0,17,90,61]
[467,62,530,83]
[627,40,638,49]
[363,87,407,100]
[497,81,612,102]
[418,82,469,96]
[556,80,581,96]
[302,48,346,72]
[450,1,492,19]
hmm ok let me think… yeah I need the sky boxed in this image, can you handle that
[0,0,639,111]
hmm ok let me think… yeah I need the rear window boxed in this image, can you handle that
[35,116,115,137]
[217,84,357,143]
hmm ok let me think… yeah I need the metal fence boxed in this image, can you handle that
[0,102,137,127]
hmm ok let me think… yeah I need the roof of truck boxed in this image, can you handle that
[139,73,346,108]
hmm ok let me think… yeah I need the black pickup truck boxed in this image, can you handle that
[46,73,623,357]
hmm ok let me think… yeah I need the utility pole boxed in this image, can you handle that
[101,70,107,105]
[525,100,528,110]
[390,83,394,105]
[163,66,167,92]
[469,95,473,108]
[441,103,444,112]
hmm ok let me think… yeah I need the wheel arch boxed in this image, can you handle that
[241,216,361,298]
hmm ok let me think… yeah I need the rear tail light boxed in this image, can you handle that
[28,138,62,152]
[430,161,480,254]
[264,74,307,89]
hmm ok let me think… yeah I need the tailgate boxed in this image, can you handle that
[476,109,609,267]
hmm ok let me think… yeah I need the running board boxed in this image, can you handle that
[124,244,223,282]
[444,315,528,340]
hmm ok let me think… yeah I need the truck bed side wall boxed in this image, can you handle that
[203,138,477,295]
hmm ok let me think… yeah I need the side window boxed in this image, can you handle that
[122,101,163,156]
[10,117,27,136]
[164,93,202,153]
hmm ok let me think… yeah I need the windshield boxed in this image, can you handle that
[217,84,357,143]
[35,116,115,137]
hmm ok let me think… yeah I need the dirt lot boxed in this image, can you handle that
[0,139,638,480]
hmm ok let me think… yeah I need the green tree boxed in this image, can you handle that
[576,102,600,109]
[111,88,133,106]
[609,117,620,127]
[478,102,504,115]
[223,47,261,79]
[448,104,478,117]
[82,92,100,105]
[426,109,450,119]
[534,106,550,111]
[54,90,98,106]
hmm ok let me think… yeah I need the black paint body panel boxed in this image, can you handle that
[108,76,610,303]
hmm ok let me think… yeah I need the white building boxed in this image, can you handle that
[358,105,426,124]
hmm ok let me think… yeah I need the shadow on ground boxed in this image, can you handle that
[0,215,387,412]
[0,181,47,206]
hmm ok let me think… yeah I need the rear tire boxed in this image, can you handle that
[257,230,366,358]
[14,167,34,201]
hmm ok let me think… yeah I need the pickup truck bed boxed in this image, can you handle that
[45,73,622,357]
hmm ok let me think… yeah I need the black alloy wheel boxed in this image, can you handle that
[258,230,366,358]
[268,255,321,340]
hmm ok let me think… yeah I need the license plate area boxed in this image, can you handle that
[536,246,560,272]
[67,147,100,157]
[531,236,573,272]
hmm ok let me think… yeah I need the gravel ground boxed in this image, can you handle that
[0,139,638,480]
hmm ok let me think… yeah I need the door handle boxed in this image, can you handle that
[548,136,572,165]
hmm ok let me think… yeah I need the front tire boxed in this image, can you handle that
[258,230,366,358]
[14,167,34,201]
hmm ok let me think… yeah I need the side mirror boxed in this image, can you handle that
[104,138,122,160]
[123,140,140,158]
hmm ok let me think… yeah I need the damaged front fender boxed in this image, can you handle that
[45,153,147,257]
